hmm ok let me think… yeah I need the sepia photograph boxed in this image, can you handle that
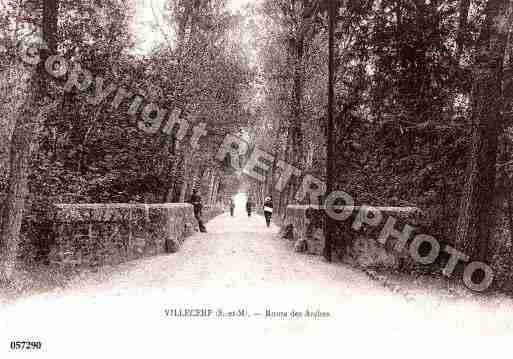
[0,0,512,357]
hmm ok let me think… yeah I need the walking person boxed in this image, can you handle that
[263,196,273,227]
[229,198,235,217]
[189,188,207,232]
[246,197,253,217]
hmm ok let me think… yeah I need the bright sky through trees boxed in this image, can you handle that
[133,0,256,54]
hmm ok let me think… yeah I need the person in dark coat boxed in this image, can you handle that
[263,196,273,227]
[246,197,253,217]
[229,198,235,217]
[189,189,206,232]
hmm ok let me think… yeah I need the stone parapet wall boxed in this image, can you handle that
[282,205,421,270]
[48,203,199,269]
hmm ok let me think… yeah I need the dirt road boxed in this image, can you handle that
[1,212,512,358]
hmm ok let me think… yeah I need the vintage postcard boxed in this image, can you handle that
[1,0,512,357]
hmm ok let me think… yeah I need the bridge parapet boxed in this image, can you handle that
[47,203,201,269]
[282,205,421,270]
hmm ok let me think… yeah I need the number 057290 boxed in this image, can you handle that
[10,341,42,350]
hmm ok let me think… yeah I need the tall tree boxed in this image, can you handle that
[0,0,59,282]
[324,0,336,261]
[455,0,512,261]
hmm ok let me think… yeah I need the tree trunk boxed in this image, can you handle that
[456,0,471,63]
[288,29,304,204]
[455,0,511,262]
[179,150,191,203]
[324,0,336,262]
[0,0,59,282]
[0,88,41,281]
[446,0,471,122]
[212,178,220,208]
[207,170,215,207]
